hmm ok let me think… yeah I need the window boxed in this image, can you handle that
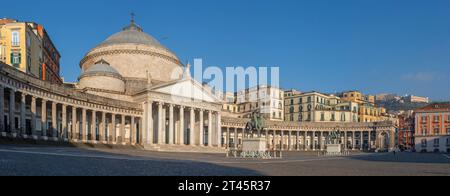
[12,31,20,46]
[290,99,294,105]
[320,113,325,121]
[26,34,31,48]
[447,116,450,122]
[331,114,335,121]
[27,55,31,73]
[421,116,427,123]
[421,139,427,147]
[289,106,294,113]
[434,127,440,135]
[434,116,440,122]
[39,64,42,79]
[447,127,450,134]
[299,98,303,103]
[290,115,294,121]
[298,114,303,121]
[447,138,450,146]
[434,139,439,147]
[299,106,303,112]
[10,53,21,66]
[307,97,311,103]
[422,126,427,136]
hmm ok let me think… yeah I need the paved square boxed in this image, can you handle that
[0,144,448,176]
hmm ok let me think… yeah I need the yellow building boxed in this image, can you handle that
[285,91,359,123]
[0,19,42,79]
[340,91,388,122]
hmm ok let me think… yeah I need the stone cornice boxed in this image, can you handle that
[79,49,182,68]
[221,116,396,131]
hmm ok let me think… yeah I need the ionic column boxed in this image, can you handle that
[272,130,276,150]
[0,85,4,133]
[312,131,316,151]
[61,104,67,141]
[189,107,195,146]
[319,131,323,151]
[199,109,204,146]
[304,131,307,151]
[41,99,47,140]
[111,113,116,143]
[208,111,213,147]
[288,131,292,151]
[9,89,16,136]
[100,112,106,143]
[360,131,364,150]
[344,131,348,150]
[51,102,57,140]
[352,131,356,150]
[120,114,125,145]
[71,106,77,141]
[158,102,164,145]
[91,110,96,142]
[81,108,86,142]
[216,112,221,147]
[131,116,136,144]
[20,93,26,137]
[226,127,230,149]
[234,128,238,149]
[147,101,153,144]
[179,106,184,145]
[168,104,174,145]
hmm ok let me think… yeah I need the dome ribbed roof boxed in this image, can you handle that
[95,22,170,52]
[80,60,122,79]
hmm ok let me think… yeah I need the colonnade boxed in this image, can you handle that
[0,85,141,145]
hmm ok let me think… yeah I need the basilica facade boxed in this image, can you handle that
[0,20,397,153]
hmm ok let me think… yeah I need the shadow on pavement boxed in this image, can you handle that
[349,152,450,164]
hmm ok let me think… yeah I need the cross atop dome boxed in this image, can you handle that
[123,12,143,32]
[131,12,136,25]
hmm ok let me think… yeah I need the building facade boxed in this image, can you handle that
[235,85,284,121]
[398,111,415,150]
[0,19,61,84]
[0,18,398,153]
[415,103,450,153]
[404,95,429,104]
[285,91,359,123]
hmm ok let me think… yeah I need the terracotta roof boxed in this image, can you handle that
[415,103,450,112]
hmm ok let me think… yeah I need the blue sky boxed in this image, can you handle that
[3,0,450,101]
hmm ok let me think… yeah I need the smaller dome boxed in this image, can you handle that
[79,60,122,79]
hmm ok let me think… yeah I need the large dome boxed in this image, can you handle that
[80,20,184,82]
[97,23,172,53]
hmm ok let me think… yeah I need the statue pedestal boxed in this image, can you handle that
[326,144,342,153]
[242,138,267,152]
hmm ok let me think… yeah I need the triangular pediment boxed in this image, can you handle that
[150,78,221,103]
